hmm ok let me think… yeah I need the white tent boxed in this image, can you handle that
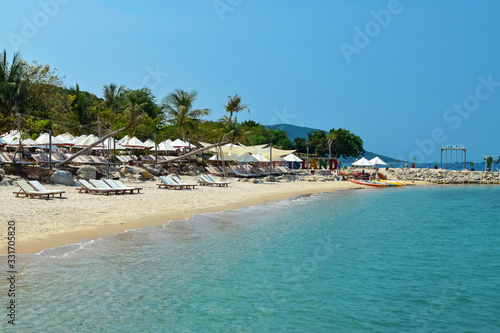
[283,153,303,162]
[352,157,375,166]
[370,156,388,166]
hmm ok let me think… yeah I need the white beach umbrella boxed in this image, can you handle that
[171,138,189,148]
[74,134,104,148]
[370,156,388,166]
[55,134,75,147]
[352,157,375,166]
[253,153,270,162]
[122,136,148,149]
[0,137,7,146]
[283,153,303,162]
[61,132,76,140]
[118,135,130,145]
[236,153,259,163]
[36,133,65,146]
[157,141,177,152]
[144,139,156,149]
[209,153,239,161]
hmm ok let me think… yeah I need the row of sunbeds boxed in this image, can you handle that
[205,165,300,178]
[13,174,230,199]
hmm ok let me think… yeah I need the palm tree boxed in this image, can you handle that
[102,83,125,113]
[124,90,147,137]
[161,89,210,141]
[0,50,28,129]
[224,94,249,123]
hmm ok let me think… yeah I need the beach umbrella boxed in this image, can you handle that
[283,153,303,162]
[144,139,156,149]
[253,153,270,162]
[36,133,66,147]
[61,132,76,140]
[122,136,148,149]
[157,141,177,152]
[0,137,7,146]
[118,135,130,145]
[209,153,239,161]
[352,157,375,166]
[370,156,388,166]
[74,134,104,148]
[236,153,259,163]
[55,134,75,147]
[171,138,189,148]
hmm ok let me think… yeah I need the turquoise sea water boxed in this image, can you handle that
[2,185,500,332]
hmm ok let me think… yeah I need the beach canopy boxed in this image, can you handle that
[55,134,75,146]
[283,153,303,162]
[236,153,259,163]
[370,156,388,166]
[353,157,375,166]
[0,137,6,146]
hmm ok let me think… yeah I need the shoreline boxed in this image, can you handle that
[2,178,370,255]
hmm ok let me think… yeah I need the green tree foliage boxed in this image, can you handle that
[328,128,364,158]
[0,50,28,131]
[224,94,249,123]
[161,89,210,141]
[102,83,125,114]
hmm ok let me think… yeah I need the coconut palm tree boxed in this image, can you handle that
[224,94,249,123]
[102,83,125,113]
[161,89,210,141]
[0,50,28,129]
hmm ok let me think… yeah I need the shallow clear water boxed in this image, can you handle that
[2,185,500,332]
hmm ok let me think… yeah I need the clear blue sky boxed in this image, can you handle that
[1,0,499,162]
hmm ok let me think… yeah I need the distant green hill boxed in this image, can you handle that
[265,123,401,163]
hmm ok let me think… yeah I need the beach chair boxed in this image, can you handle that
[170,175,198,189]
[28,181,66,197]
[231,166,259,178]
[157,176,188,190]
[77,179,119,195]
[89,179,126,194]
[104,179,142,194]
[198,174,229,187]
[13,180,64,199]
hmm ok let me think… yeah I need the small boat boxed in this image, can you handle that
[350,180,390,187]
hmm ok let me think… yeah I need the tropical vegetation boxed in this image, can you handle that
[0,50,364,158]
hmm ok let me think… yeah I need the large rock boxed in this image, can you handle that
[51,170,74,186]
[77,166,97,180]
[146,166,160,176]
[141,169,154,180]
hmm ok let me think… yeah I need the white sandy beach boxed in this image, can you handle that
[1,176,373,254]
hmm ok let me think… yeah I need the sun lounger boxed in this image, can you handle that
[89,179,127,194]
[29,180,66,197]
[77,179,120,195]
[198,174,229,187]
[104,179,142,194]
[170,175,198,189]
[2,153,33,165]
[13,180,65,199]
[231,166,259,178]
[157,176,190,190]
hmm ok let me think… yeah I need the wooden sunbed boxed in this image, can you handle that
[13,180,65,199]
